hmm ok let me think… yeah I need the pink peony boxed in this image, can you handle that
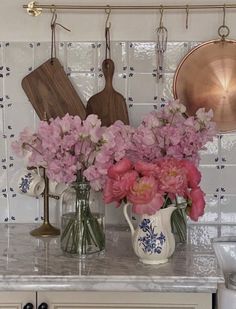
[181,160,201,189]
[103,170,138,206]
[188,187,205,221]
[128,176,157,205]
[107,158,132,180]
[157,158,188,196]
[132,193,164,215]
[134,161,159,177]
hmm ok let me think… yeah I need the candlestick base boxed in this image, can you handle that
[30,222,60,237]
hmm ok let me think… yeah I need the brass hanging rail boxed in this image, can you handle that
[23,1,236,16]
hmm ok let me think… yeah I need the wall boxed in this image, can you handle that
[1,0,236,235]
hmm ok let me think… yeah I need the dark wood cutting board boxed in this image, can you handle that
[22,58,86,120]
[86,59,129,126]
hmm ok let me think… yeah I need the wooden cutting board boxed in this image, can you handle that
[86,59,129,126]
[22,58,86,120]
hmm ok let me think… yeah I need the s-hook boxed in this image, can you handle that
[156,5,168,82]
[186,5,189,29]
[218,3,230,40]
[50,6,71,63]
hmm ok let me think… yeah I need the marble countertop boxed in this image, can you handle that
[0,224,224,293]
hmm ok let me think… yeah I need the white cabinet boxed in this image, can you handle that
[0,291,36,309]
[0,291,212,309]
[38,291,212,309]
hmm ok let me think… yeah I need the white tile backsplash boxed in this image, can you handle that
[0,40,236,225]
[67,42,97,72]
[128,73,157,103]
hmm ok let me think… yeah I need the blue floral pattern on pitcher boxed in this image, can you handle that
[138,219,166,254]
[19,173,32,193]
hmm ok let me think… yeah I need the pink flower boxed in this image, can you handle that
[107,158,132,180]
[188,187,205,221]
[134,161,159,177]
[103,170,138,205]
[132,193,164,215]
[181,160,201,189]
[157,158,188,196]
[128,176,157,205]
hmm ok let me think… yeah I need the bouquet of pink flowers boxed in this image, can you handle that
[104,157,204,221]
[12,114,134,187]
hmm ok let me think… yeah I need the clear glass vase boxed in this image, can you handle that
[171,207,187,243]
[60,181,105,256]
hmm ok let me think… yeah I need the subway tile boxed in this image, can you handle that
[199,165,221,194]
[67,42,96,72]
[98,42,127,73]
[128,73,157,103]
[218,165,236,194]
[196,194,219,223]
[128,42,156,73]
[165,42,189,72]
[199,136,219,165]
[159,73,174,101]
[3,42,34,74]
[220,133,236,164]
[220,225,236,236]
[69,72,97,106]
[34,42,65,68]
[128,104,156,127]
[219,195,236,223]
[4,72,29,103]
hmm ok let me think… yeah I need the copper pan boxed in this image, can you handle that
[173,39,236,132]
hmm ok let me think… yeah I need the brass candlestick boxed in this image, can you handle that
[30,168,60,237]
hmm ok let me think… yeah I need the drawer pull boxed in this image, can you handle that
[23,303,34,309]
[38,302,48,309]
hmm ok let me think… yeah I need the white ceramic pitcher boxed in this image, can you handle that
[123,204,176,265]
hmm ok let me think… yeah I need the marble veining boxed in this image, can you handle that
[0,224,224,292]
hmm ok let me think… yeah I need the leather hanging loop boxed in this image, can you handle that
[105,5,111,59]
[50,6,71,64]
[156,5,168,82]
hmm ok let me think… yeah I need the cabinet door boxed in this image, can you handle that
[0,291,36,309]
[38,291,212,309]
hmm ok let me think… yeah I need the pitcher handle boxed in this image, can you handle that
[123,203,135,236]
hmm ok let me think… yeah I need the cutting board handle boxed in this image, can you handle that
[102,59,114,89]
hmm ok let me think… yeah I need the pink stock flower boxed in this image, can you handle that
[188,187,205,221]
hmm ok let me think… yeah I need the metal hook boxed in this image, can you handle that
[218,3,230,40]
[159,5,164,27]
[50,5,57,28]
[105,5,111,30]
[186,5,189,29]
[223,3,226,27]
